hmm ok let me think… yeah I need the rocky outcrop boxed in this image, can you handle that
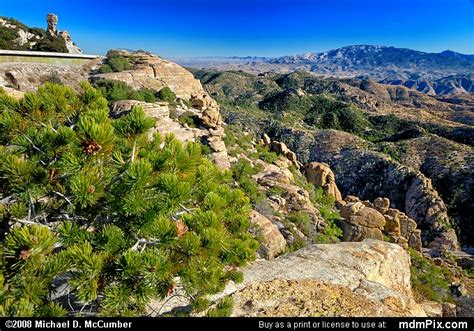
[110,99,230,169]
[46,13,59,39]
[149,240,426,317]
[304,161,342,201]
[59,31,82,54]
[260,134,300,169]
[206,240,426,316]
[0,14,81,53]
[270,128,458,248]
[339,201,386,242]
[249,210,286,259]
[91,50,207,100]
[111,100,207,142]
[338,196,422,251]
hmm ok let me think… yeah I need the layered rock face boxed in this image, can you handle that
[209,240,426,317]
[91,50,207,100]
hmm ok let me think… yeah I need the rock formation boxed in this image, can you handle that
[339,200,386,242]
[249,210,286,259]
[260,134,300,169]
[271,128,459,249]
[46,13,59,39]
[151,240,427,316]
[91,50,206,100]
[59,31,83,54]
[304,161,342,201]
[338,196,423,251]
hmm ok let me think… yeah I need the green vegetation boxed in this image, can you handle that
[0,83,258,316]
[231,159,265,205]
[157,87,176,103]
[222,126,254,157]
[252,144,278,164]
[93,80,158,104]
[467,267,474,279]
[409,249,454,303]
[100,51,136,73]
[0,17,65,52]
[290,168,342,244]
[177,111,200,128]
[205,297,234,317]
[32,37,68,53]
[304,96,371,135]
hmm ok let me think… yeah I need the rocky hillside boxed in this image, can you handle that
[0,14,81,53]
[192,69,474,248]
[1,48,472,317]
[180,45,474,96]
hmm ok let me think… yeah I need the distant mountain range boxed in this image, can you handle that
[176,45,474,95]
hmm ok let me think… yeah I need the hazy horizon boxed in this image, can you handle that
[1,0,473,57]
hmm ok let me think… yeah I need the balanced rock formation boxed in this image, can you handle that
[46,13,59,39]
[206,240,426,317]
[304,162,342,201]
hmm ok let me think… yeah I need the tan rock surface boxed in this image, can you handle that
[304,162,342,201]
[212,240,426,317]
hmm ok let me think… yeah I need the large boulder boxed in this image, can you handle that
[209,240,426,317]
[339,202,386,242]
[249,210,286,259]
[304,162,342,201]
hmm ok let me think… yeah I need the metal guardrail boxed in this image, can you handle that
[0,49,101,59]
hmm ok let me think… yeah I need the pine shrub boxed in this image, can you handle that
[0,83,258,316]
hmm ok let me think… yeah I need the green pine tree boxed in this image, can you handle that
[0,83,258,316]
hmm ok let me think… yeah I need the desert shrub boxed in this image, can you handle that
[231,159,265,204]
[0,82,258,316]
[206,297,234,317]
[409,249,453,303]
[93,79,157,104]
[252,144,278,164]
[157,87,176,103]
[107,56,130,72]
[287,211,312,236]
[32,36,68,53]
[178,112,200,128]
[99,64,113,74]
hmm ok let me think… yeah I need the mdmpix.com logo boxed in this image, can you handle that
[399,320,469,330]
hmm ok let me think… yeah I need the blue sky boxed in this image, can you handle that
[1,0,473,57]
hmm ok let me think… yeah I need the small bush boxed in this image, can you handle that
[99,64,113,74]
[206,297,234,317]
[108,55,131,72]
[231,159,265,204]
[157,87,176,103]
[409,249,453,303]
[32,37,68,53]
[93,79,158,104]
[253,144,278,164]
